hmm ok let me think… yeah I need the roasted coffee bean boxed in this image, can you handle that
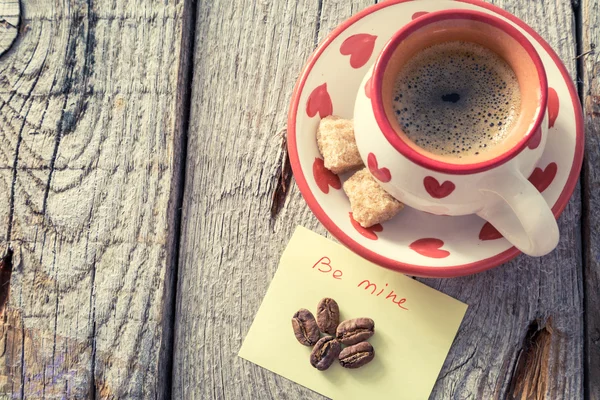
[292,308,320,346]
[310,336,342,371]
[316,298,340,335]
[339,341,375,369]
[336,317,375,345]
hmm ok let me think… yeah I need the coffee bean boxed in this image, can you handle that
[339,341,375,369]
[292,308,320,346]
[336,317,374,345]
[316,298,340,335]
[310,336,342,371]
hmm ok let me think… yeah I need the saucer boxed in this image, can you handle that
[287,0,584,277]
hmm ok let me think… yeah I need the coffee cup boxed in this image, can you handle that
[353,9,557,257]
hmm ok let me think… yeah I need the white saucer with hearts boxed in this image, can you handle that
[287,0,584,277]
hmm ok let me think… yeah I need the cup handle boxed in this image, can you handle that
[476,169,559,257]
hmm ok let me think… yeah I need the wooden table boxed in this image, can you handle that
[0,0,597,398]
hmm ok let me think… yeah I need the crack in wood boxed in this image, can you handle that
[158,0,198,397]
[0,18,16,29]
[0,248,13,315]
[574,47,595,60]
[270,130,293,219]
[313,0,323,47]
[507,318,554,400]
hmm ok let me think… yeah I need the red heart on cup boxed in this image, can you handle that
[409,238,450,258]
[548,87,559,128]
[367,153,392,182]
[306,83,333,119]
[340,34,377,69]
[313,158,341,194]
[423,176,455,199]
[528,162,557,193]
[527,126,543,150]
[350,213,383,240]
[364,75,373,99]
[479,222,503,241]
[411,11,429,20]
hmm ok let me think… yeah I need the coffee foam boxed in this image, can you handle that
[392,41,521,158]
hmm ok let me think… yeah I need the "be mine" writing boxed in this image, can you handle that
[312,256,409,311]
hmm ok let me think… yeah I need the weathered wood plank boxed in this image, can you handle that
[581,0,600,398]
[175,0,583,399]
[0,0,190,397]
[174,0,355,398]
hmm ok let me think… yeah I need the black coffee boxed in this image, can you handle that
[392,41,521,158]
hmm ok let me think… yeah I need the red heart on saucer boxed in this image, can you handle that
[423,176,455,199]
[548,87,559,128]
[340,34,377,69]
[527,126,543,150]
[528,162,557,193]
[306,83,333,118]
[411,11,429,19]
[313,158,341,194]
[350,213,383,240]
[479,222,503,241]
[409,238,450,258]
[367,153,392,182]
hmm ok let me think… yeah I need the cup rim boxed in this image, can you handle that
[371,9,548,175]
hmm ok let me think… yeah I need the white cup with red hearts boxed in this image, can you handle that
[353,9,559,257]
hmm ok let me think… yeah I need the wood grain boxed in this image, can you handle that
[0,0,19,57]
[175,0,584,399]
[581,0,600,398]
[0,0,190,397]
[173,0,357,398]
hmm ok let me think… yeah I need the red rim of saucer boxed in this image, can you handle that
[371,9,548,175]
[286,0,584,277]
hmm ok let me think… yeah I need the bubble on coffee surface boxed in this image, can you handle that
[392,41,521,158]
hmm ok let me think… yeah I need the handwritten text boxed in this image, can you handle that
[310,256,408,310]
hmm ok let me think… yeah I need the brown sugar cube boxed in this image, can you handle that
[317,116,363,174]
[343,168,404,227]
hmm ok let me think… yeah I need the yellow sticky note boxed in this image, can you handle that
[239,226,467,399]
